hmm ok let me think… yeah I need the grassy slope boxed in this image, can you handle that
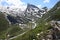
[0,12,9,32]
[0,12,9,39]
[0,12,24,39]
[12,1,60,40]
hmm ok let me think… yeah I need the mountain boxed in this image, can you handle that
[1,4,45,25]
[12,1,60,40]
[24,4,44,21]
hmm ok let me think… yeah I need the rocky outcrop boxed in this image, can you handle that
[37,21,60,40]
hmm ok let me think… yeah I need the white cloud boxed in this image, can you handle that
[43,0,50,3]
[37,5,42,9]
[0,0,27,11]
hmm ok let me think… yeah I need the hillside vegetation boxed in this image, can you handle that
[0,12,24,40]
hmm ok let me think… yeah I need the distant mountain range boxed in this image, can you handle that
[0,4,46,24]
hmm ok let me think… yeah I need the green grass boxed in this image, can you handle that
[0,12,9,32]
[0,12,9,39]
[8,25,24,38]
[12,21,52,40]
[51,9,60,20]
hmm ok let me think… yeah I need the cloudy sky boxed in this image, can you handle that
[0,0,59,10]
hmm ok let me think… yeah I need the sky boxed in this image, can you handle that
[0,0,60,10]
